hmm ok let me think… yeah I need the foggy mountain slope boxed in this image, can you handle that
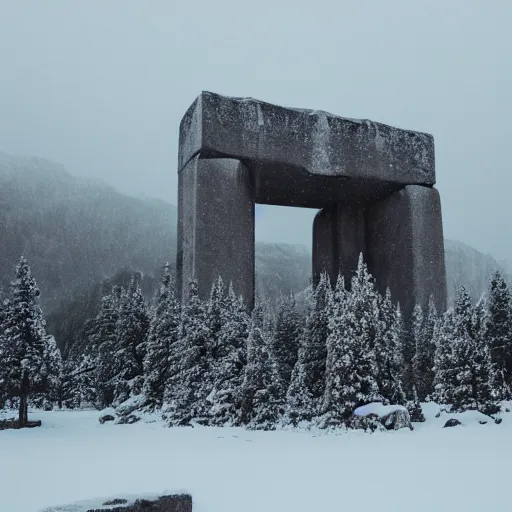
[255,242,311,300]
[0,154,309,333]
[0,153,176,312]
[444,238,507,305]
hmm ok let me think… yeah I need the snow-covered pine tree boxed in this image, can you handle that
[413,296,438,401]
[468,295,499,414]
[238,304,283,429]
[200,276,228,420]
[142,263,181,410]
[0,304,7,409]
[438,287,498,414]
[322,255,380,427]
[2,257,49,425]
[208,284,249,426]
[36,334,63,409]
[432,308,457,405]
[486,271,512,399]
[285,272,330,426]
[271,292,302,394]
[375,288,406,406]
[450,287,478,412]
[401,304,422,398]
[321,273,345,417]
[165,279,211,426]
[94,286,122,408]
[61,354,97,409]
[111,275,150,404]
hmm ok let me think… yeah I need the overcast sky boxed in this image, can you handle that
[0,1,510,263]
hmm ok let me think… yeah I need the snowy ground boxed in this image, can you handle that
[0,403,510,512]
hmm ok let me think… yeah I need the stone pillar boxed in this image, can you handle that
[367,185,446,319]
[312,202,367,288]
[177,155,255,308]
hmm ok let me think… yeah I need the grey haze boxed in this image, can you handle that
[0,1,510,265]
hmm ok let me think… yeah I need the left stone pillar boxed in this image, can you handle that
[177,155,255,308]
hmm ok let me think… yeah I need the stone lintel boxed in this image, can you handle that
[179,91,435,189]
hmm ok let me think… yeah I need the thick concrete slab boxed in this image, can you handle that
[367,185,447,319]
[177,155,254,307]
[179,92,435,208]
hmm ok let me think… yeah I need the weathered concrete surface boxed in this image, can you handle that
[367,185,447,319]
[41,493,192,512]
[312,203,367,287]
[177,92,446,314]
[179,92,435,208]
[177,155,254,307]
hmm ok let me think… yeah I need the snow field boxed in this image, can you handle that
[0,403,510,512]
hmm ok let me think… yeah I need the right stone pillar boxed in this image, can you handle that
[312,202,367,288]
[367,185,447,320]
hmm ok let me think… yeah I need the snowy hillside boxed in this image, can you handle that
[1,152,509,351]
[0,404,509,512]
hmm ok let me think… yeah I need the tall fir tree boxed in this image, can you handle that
[413,296,438,401]
[285,272,330,425]
[469,295,499,413]
[201,276,228,418]
[0,298,8,408]
[93,286,122,408]
[36,334,63,408]
[322,256,380,426]
[321,273,346,416]
[61,353,97,409]
[401,304,422,398]
[165,279,211,426]
[271,292,302,394]
[433,287,498,414]
[2,257,50,425]
[432,308,457,405]
[208,284,249,426]
[375,289,406,406]
[112,276,150,404]
[486,271,512,398]
[142,264,181,410]
[450,287,497,413]
[238,304,283,429]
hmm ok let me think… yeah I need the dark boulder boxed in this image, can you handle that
[98,414,115,425]
[443,418,461,428]
[350,404,413,432]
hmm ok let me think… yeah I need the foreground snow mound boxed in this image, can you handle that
[352,403,413,431]
[1,407,512,512]
[421,401,509,428]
